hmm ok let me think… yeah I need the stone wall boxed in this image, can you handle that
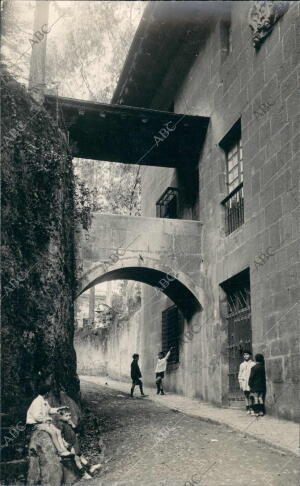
[1,74,80,421]
[77,212,202,300]
[140,2,299,420]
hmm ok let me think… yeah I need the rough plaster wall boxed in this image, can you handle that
[75,310,143,382]
[139,286,171,387]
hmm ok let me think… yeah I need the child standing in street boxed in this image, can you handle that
[130,354,145,397]
[249,353,266,417]
[155,347,173,395]
[238,350,255,414]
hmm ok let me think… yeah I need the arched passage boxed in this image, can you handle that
[75,214,207,393]
[77,258,204,320]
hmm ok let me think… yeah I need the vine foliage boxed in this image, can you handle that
[1,72,83,410]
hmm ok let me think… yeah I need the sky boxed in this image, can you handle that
[2,0,145,101]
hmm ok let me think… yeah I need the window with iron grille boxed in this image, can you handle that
[221,269,252,397]
[156,187,179,219]
[220,120,244,235]
[161,305,182,364]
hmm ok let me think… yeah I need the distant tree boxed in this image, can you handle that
[1,1,143,216]
[45,1,144,216]
[46,1,144,102]
[1,0,35,83]
[111,292,124,315]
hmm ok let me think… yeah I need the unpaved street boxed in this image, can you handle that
[80,380,299,486]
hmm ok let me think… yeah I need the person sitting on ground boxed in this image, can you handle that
[26,382,73,457]
[238,350,255,414]
[51,407,101,479]
[155,347,173,395]
[249,353,267,417]
[130,353,145,397]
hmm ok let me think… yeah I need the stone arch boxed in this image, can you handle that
[77,256,205,319]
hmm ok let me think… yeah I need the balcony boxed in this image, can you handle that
[222,183,244,235]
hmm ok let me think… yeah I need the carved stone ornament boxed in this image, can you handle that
[249,1,289,48]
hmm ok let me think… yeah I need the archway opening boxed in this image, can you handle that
[75,266,203,386]
[78,265,202,320]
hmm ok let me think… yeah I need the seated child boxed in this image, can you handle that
[27,381,101,478]
[56,407,101,478]
[26,382,72,457]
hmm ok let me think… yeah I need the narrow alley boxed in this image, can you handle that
[2,1,300,485]
[79,379,299,486]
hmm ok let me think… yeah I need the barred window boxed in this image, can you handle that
[156,187,179,219]
[161,305,182,364]
[221,269,252,397]
[220,120,244,235]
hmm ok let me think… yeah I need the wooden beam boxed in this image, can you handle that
[44,95,209,168]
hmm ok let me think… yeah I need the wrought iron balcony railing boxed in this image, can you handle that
[222,183,244,235]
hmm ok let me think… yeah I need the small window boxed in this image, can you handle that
[220,8,232,62]
[220,120,244,235]
[162,305,182,364]
[156,187,179,219]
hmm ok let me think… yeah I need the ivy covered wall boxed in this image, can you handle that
[1,73,80,418]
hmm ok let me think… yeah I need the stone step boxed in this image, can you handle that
[228,399,245,409]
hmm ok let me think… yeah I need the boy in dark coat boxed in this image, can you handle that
[130,354,145,397]
[249,353,266,417]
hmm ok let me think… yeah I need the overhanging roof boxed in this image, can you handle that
[112,2,226,110]
[44,94,209,168]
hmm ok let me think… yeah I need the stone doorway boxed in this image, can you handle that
[222,269,252,406]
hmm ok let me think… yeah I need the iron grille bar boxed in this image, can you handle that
[222,183,244,235]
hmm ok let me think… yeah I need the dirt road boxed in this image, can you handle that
[80,379,299,486]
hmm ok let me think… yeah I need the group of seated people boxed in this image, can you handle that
[26,379,101,480]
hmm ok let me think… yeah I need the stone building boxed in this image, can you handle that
[108,1,299,421]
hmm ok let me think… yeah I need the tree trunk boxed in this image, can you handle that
[29,0,50,103]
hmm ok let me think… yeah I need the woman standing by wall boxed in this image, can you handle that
[249,354,266,417]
